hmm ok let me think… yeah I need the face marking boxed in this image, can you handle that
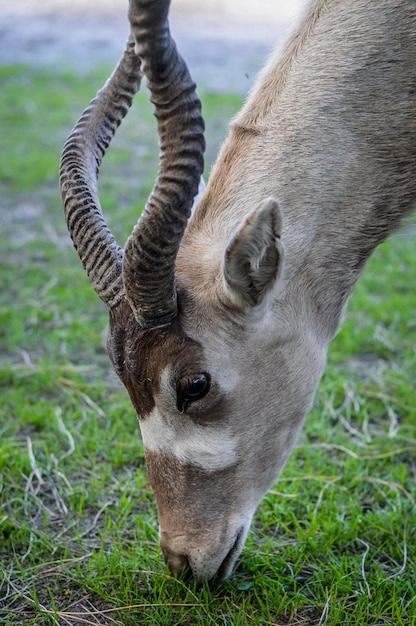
[139,368,238,472]
[108,303,239,473]
[108,305,208,419]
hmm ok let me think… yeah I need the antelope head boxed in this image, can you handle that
[60,0,328,581]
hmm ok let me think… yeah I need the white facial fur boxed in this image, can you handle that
[138,367,239,472]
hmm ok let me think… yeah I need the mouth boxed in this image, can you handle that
[217,526,245,580]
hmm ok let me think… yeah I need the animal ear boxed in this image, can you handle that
[223,197,284,307]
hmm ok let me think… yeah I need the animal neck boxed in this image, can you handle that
[181,116,414,342]
[180,0,416,341]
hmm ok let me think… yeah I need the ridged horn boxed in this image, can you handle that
[59,38,143,310]
[122,0,205,328]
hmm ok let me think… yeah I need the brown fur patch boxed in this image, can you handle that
[144,449,240,532]
[107,299,207,419]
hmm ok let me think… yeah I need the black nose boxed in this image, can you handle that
[161,542,191,577]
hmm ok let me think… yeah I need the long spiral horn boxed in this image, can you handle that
[60,0,205,323]
[122,0,205,328]
[59,38,142,309]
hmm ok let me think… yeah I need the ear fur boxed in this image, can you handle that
[223,198,284,307]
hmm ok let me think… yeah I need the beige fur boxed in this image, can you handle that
[158,0,416,580]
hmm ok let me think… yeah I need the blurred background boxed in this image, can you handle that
[0,0,304,91]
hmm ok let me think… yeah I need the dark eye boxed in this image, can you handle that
[176,372,211,412]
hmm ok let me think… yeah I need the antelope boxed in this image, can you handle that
[60,0,416,581]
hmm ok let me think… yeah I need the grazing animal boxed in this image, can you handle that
[60,0,416,581]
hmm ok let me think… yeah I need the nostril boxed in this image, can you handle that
[161,543,191,577]
[217,526,244,580]
[168,553,190,576]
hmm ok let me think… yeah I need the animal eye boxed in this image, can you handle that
[177,373,211,412]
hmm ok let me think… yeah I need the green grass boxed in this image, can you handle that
[0,64,415,625]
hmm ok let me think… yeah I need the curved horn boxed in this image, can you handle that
[59,39,143,310]
[122,0,205,328]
